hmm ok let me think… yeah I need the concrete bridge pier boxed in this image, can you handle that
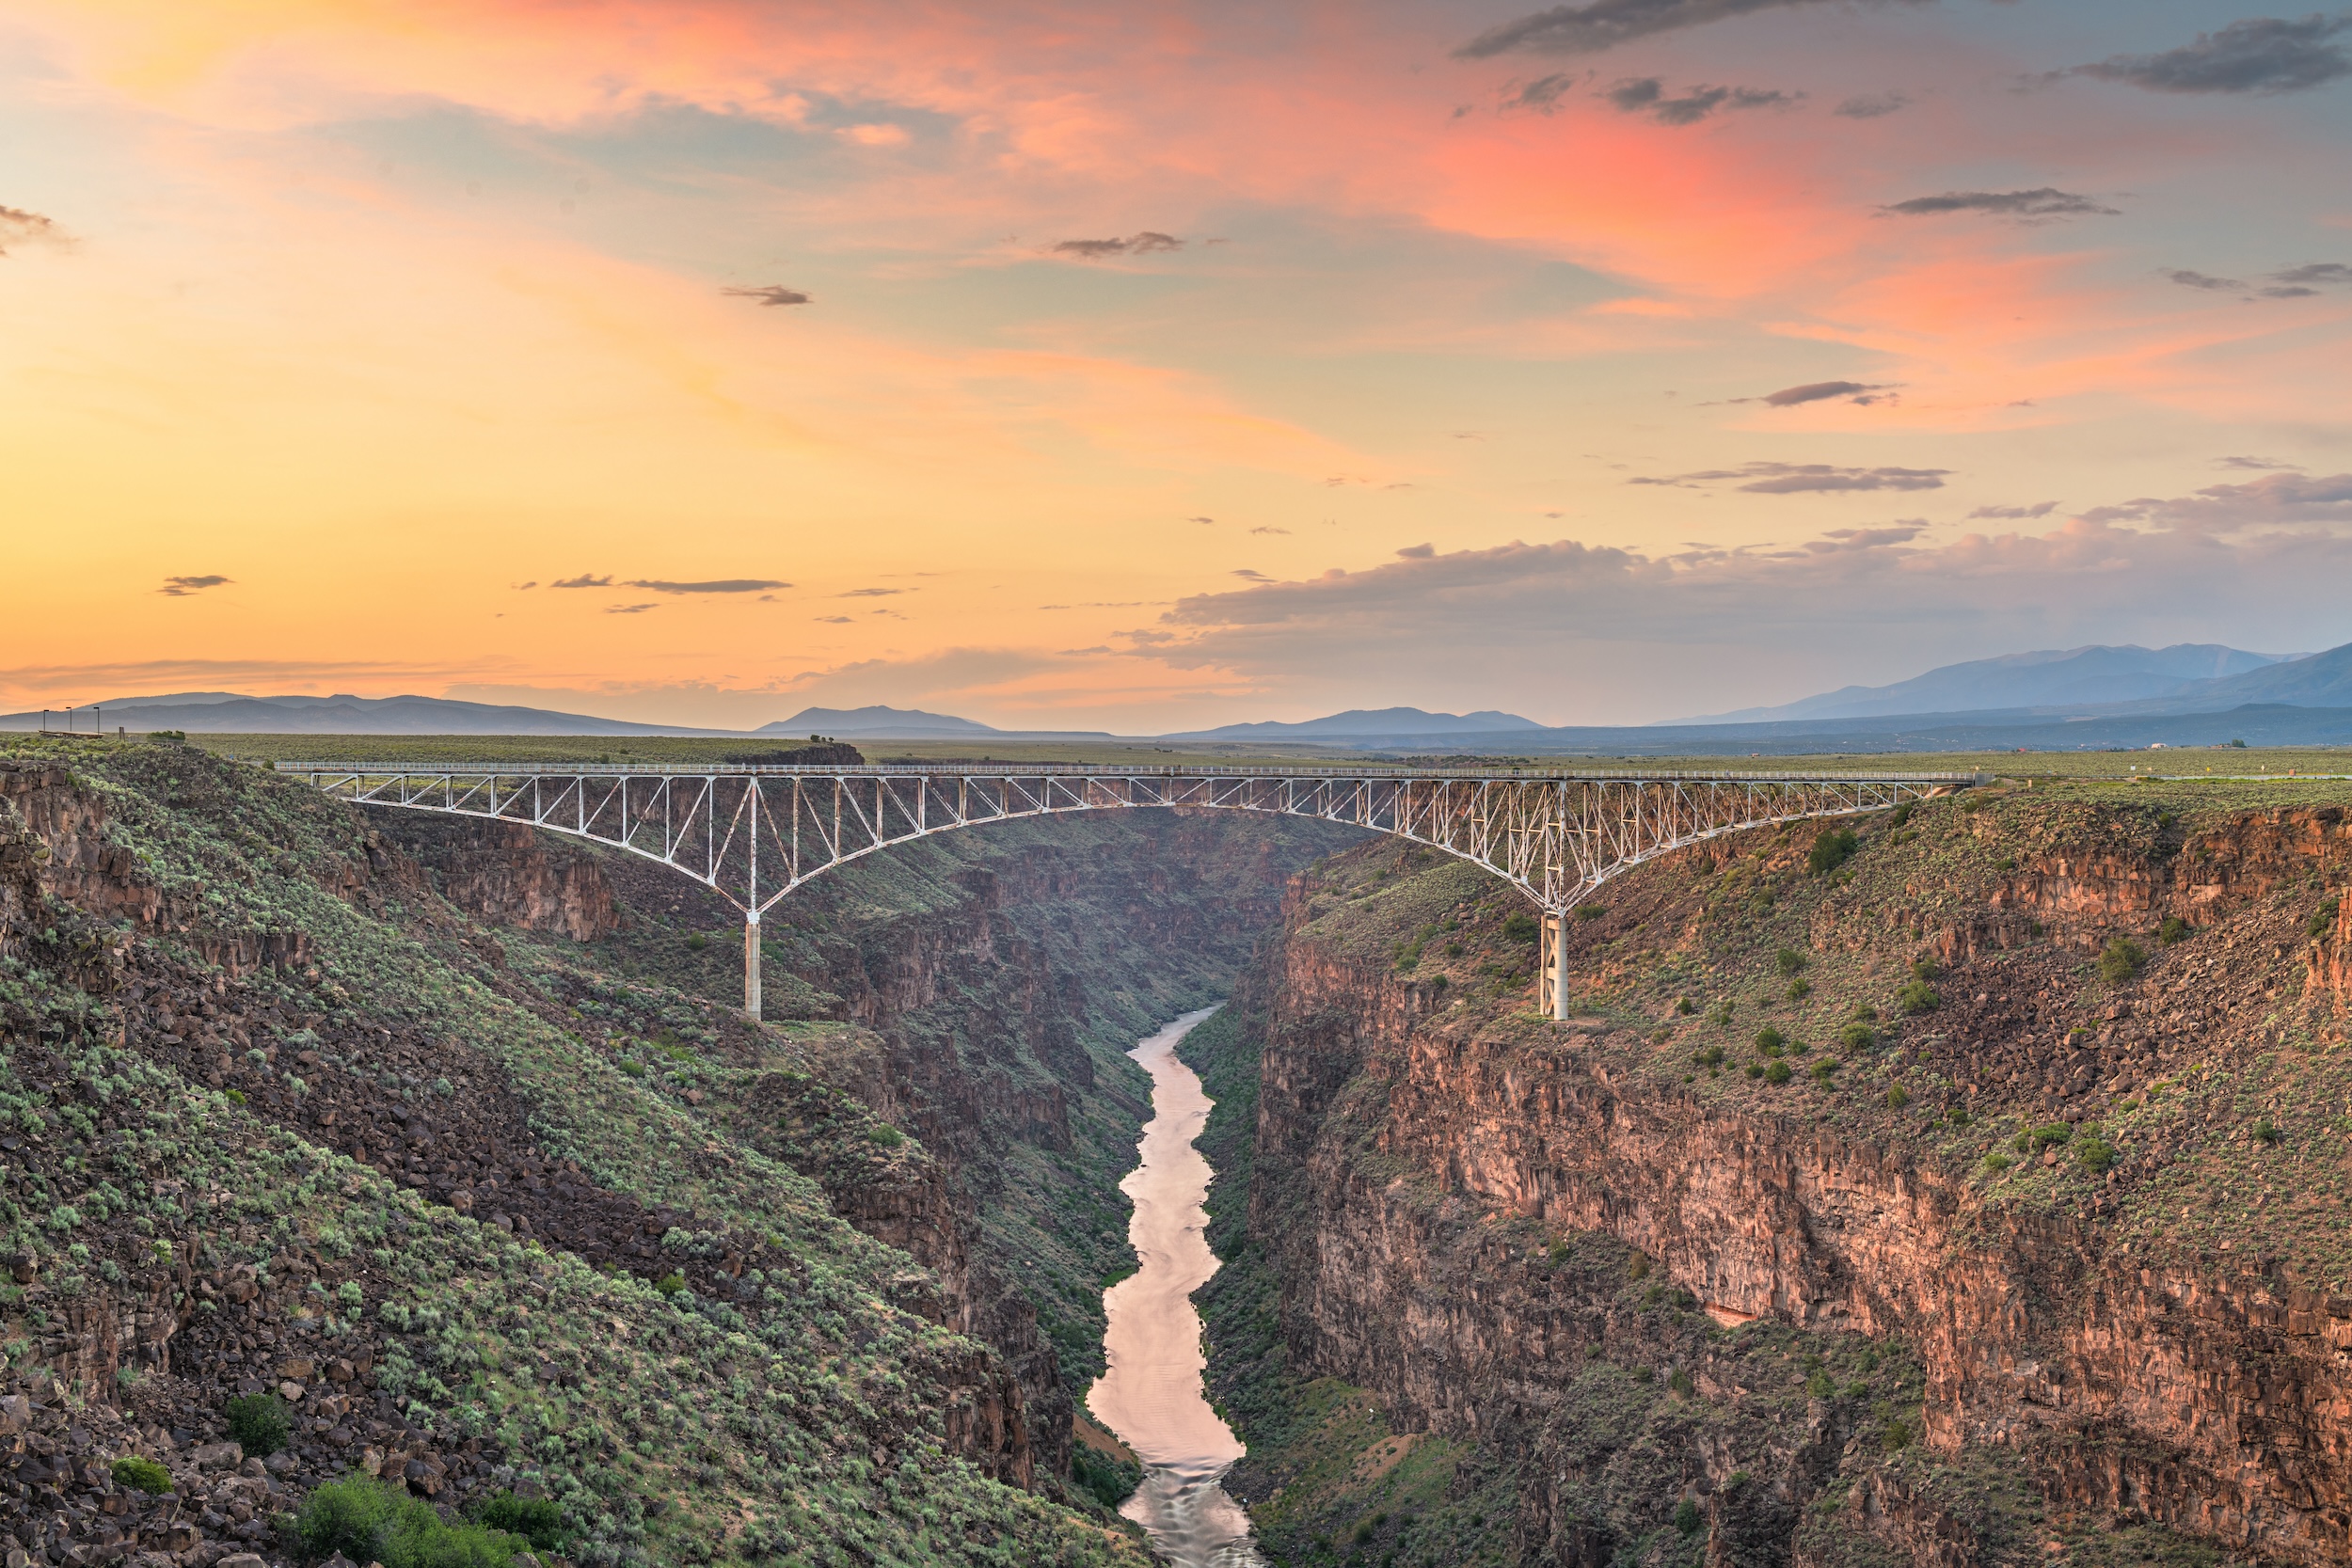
[744,911,762,1022]
[1539,910,1569,1022]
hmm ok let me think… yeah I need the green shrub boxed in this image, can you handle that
[653,1272,687,1296]
[2255,1119,2281,1146]
[1946,1107,1970,1128]
[2159,915,2190,945]
[225,1393,290,1457]
[1675,1497,1702,1535]
[2076,1137,2116,1174]
[1981,1152,2011,1174]
[1675,996,1694,1016]
[300,1475,526,1567]
[1775,947,1807,975]
[1851,1003,1879,1022]
[1502,911,1539,943]
[1698,1045,1725,1069]
[1809,1059,1837,1083]
[866,1123,905,1148]
[1910,957,1937,981]
[1668,1368,1694,1396]
[2026,1123,2074,1149]
[686,932,707,951]
[1895,981,1938,1015]
[1838,1022,1874,1050]
[1755,1026,1785,1054]
[1745,1062,1764,1079]
[1883,1419,1913,1452]
[1764,1060,1792,1085]
[474,1491,569,1551]
[1575,903,1607,921]
[112,1455,172,1495]
[1884,1084,1909,1110]
[2312,896,2341,941]
[1787,977,1811,999]
[2100,939,2145,984]
[1806,831,1857,876]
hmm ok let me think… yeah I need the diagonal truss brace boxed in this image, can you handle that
[285,763,1972,1021]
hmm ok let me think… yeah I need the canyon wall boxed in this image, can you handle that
[1214,790,2352,1566]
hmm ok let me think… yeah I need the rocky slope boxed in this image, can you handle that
[1195,780,2352,1568]
[0,736,1344,1566]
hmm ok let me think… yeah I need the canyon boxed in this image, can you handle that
[8,737,2352,1568]
[1194,784,2352,1567]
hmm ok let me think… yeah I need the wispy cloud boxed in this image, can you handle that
[0,205,64,256]
[1883,188,2118,219]
[626,578,790,594]
[1968,501,2058,519]
[1716,379,1898,407]
[158,575,231,596]
[1051,231,1184,259]
[836,587,908,597]
[721,286,811,307]
[1630,461,1949,492]
[1249,526,1292,535]
[604,603,659,614]
[1601,77,1801,124]
[2069,15,2352,95]
[1833,90,1911,119]
[1456,0,1912,58]
[550,574,613,589]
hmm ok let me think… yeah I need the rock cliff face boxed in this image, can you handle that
[1209,786,2352,1567]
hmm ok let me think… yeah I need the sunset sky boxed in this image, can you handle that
[4,0,2350,731]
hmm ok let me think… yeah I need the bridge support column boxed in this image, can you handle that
[1541,910,1567,1021]
[743,911,762,1023]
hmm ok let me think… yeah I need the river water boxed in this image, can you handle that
[1088,1007,1267,1568]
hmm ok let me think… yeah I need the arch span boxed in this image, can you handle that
[285,761,1971,1020]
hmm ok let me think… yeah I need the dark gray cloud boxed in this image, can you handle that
[1249,526,1291,535]
[626,578,790,594]
[604,604,658,615]
[550,574,613,589]
[1052,231,1184,259]
[157,575,230,597]
[1883,188,2118,218]
[2082,469,2352,528]
[836,587,908,597]
[1187,515,1216,525]
[1455,0,1915,57]
[1232,568,1274,581]
[1833,90,1911,119]
[1396,544,1437,559]
[1507,72,1582,110]
[814,615,853,624]
[722,286,812,307]
[0,205,62,256]
[1600,77,1801,122]
[2071,15,2351,95]
[1630,461,1949,493]
[1756,380,1896,407]
[1968,501,2058,519]
[2160,261,2351,299]
[2273,261,2352,287]
[2217,455,2301,470]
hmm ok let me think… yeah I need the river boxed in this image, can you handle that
[1088,1007,1267,1568]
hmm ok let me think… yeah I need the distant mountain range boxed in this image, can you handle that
[10,641,2352,753]
[0,692,729,736]
[1675,643,2296,725]
[755,705,1112,740]
[1165,707,1542,741]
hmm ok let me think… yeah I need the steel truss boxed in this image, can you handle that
[285,762,1971,1021]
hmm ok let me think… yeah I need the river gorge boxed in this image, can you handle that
[1091,1007,1265,1568]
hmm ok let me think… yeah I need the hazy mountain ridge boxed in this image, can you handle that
[1678,643,2296,725]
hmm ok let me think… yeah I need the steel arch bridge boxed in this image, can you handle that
[283,761,1973,1021]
